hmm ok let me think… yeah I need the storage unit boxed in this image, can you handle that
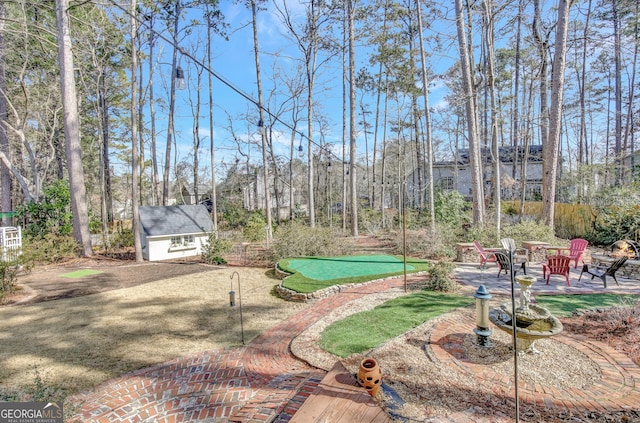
[138,205,213,262]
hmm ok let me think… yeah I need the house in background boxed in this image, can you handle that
[138,205,213,261]
[244,173,301,219]
[407,145,545,204]
[621,150,640,183]
[180,183,211,206]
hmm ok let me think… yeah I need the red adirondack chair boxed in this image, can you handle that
[542,255,571,286]
[473,241,497,269]
[568,238,589,269]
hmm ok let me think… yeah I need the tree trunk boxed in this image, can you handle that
[99,75,114,222]
[514,0,525,217]
[416,0,435,231]
[131,0,142,262]
[0,1,12,226]
[251,0,272,240]
[148,18,160,205]
[191,65,202,206]
[482,0,500,239]
[542,0,572,228]
[163,0,180,206]
[342,3,348,231]
[206,8,218,233]
[348,0,358,236]
[455,0,484,225]
[55,0,92,256]
[613,0,623,184]
[533,0,550,150]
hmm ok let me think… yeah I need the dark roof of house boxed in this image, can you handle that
[138,205,213,237]
[457,145,543,164]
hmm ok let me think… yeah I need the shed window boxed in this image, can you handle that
[170,235,195,249]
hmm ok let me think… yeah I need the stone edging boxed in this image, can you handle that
[274,265,429,302]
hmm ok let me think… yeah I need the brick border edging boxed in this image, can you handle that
[274,265,429,302]
[429,312,640,412]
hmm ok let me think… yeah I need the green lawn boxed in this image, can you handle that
[320,292,640,357]
[278,255,430,294]
[320,291,473,357]
[535,293,640,317]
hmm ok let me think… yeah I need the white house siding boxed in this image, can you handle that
[143,233,209,261]
[421,159,544,202]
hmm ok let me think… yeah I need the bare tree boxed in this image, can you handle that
[275,0,336,228]
[250,0,272,240]
[205,3,219,233]
[348,0,358,236]
[533,0,552,155]
[454,0,484,225]
[415,0,435,231]
[162,0,182,206]
[55,0,92,255]
[131,0,142,262]
[0,1,11,225]
[186,51,205,204]
[481,0,501,238]
[542,0,572,228]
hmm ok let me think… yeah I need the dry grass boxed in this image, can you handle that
[0,267,309,396]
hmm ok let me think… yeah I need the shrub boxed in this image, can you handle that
[219,198,249,229]
[589,297,640,334]
[501,220,557,245]
[434,190,470,227]
[462,221,556,247]
[22,234,78,264]
[108,228,134,250]
[16,180,73,238]
[201,232,232,265]
[425,260,458,292]
[359,208,385,234]
[0,367,65,403]
[391,225,457,260]
[0,255,30,296]
[269,221,351,262]
[588,203,640,246]
[243,211,269,242]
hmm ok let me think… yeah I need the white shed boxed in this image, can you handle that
[138,205,213,262]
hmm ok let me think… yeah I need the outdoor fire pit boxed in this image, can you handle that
[610,239,639,259]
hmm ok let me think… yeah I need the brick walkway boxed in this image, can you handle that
[67,276,413,423]
[67,267,640,422]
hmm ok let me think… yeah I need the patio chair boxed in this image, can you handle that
[579,256,628,288]
[494,250,526,278]
[568,238,589,269]
[542,255,571,286]
[500,238,529,263]
[473,240,497,269]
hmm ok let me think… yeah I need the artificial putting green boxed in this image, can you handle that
[60,269,104,278]
[283,254,416,281]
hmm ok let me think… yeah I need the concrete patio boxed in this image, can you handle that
[455,260,640,296]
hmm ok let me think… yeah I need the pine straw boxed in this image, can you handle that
[0,267,310,396]
[292,290,640,423]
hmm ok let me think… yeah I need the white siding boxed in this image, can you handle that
[144,233,209,261]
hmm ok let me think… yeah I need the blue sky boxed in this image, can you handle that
[147,0,455,181]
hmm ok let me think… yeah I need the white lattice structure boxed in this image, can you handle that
[0,226,22,261]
